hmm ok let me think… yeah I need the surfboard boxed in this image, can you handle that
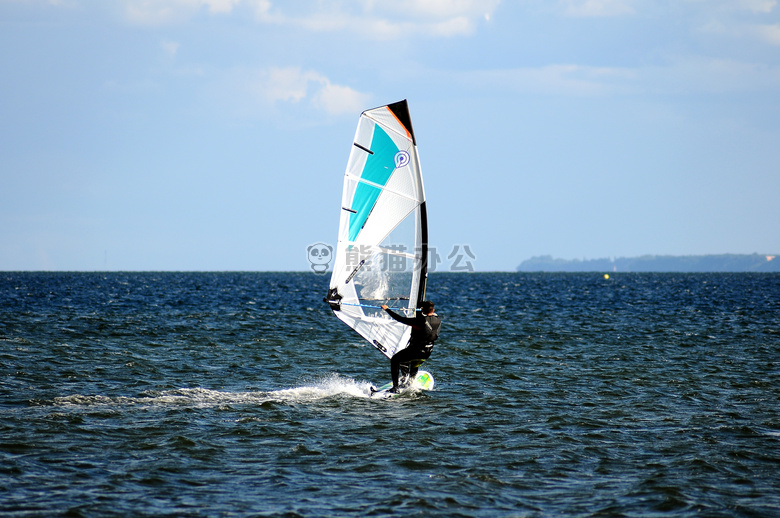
[370,370,434,398]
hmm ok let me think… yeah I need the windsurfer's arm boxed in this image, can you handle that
[381,305,419,327]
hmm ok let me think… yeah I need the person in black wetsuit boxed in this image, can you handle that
[380,300,441,393]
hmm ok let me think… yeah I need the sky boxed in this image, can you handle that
[1,0,779,272]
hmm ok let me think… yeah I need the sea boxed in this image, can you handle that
[1,272,778,517]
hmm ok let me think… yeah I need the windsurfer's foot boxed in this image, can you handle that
[388,386,400,394]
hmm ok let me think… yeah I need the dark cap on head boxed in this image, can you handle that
[420,300,435,313]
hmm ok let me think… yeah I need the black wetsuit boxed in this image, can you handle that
[384,309,441,389]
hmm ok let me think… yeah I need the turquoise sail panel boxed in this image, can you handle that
[348,125,399,241]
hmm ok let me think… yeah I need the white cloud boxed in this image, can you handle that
[351,0,501,37]
[754,23,780,44]
[558,0,776,19]
[667,0,780,52]
[119,0,499,37]
[464,64,636,96]
[261,67,318,103]
[369,0,501,20]
[651,55,780,94]
[428,16,473,37]
[459,56,780,98]
[257,9,480,40]
[676,0,776,13]
[561,0,636,17]
[123,0,241,24]
[123,1,190,24]
[697,17,780,47]
[735,0,776,13]
[251,67,370,116]
[314,83,372,116]
[248,0,275,20]
[202,0,240,14]
[161,39,180,57]
[1,0,76,5]
[722,22,780,46]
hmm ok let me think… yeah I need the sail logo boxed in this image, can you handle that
[394,150,410,169]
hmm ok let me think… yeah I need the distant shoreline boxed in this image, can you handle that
[517,254,780,273]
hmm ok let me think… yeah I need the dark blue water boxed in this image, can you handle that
[2,272,779,517]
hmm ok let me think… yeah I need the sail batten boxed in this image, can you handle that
[344,177,423,205]
[326,100,427,359]
[353,142,374,155]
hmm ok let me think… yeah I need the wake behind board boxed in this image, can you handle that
[370,370,434,398]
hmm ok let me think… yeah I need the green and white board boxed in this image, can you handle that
[370,370,435,398]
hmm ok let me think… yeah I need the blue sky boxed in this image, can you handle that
[2,0,779,271]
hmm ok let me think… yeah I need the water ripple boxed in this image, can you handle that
[1,272,778,516]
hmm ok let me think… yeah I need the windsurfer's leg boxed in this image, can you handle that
[391,348,424,389]
[391,355,401,389]
[391,348,413,389]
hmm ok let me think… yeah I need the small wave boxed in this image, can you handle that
[51,374,374,410]
[269,374,372,401]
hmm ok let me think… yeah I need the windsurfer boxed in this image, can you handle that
[380,300,441,393]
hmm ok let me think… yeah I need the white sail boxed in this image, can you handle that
[325,100,427,359]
